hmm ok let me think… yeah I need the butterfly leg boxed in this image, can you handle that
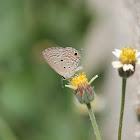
[73,66,84,73]
[74,73,78,76]
[61,76,66,88]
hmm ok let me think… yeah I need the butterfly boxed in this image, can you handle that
[42,47,83,79]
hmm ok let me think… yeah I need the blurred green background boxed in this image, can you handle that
[0,0,103,140]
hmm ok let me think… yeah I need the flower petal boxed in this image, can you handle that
[88,75,98,85]
[113,49,122,57]
[115,49,122,53]
[136,58,140,64]
[136,52,140,58]
[123,64,129,71]
[128,64,134,71]
[112,49,121,58]
[65,85,77,90]
[112,61,123,68]
[122,64,134,71]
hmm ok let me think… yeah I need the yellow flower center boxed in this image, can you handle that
[71,73,88,87]
[119,47,136,64]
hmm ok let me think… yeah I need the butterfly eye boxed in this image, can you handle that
[74,52,77,56]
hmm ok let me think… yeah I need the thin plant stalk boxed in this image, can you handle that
[118,78,127,140]
[86,103,102,140]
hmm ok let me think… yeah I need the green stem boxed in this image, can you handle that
[86,103,102,140]
[118,78,127,140]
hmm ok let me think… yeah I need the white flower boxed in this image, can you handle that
[112,47,140,72]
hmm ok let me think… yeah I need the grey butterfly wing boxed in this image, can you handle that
[61,47,84,76]
[42,47,66,77]
[57,47,83,78]
[42,47,83,78]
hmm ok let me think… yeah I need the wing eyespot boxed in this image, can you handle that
[74,53,77,56]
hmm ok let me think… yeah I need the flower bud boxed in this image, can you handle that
[74,83,95,104]
[118,64,135,78]
[65,73,98,104]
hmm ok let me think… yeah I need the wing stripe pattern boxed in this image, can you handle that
[42,47,83,78]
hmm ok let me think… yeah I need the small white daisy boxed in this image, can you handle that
[112,47,140,71]
[112,47,140,77]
